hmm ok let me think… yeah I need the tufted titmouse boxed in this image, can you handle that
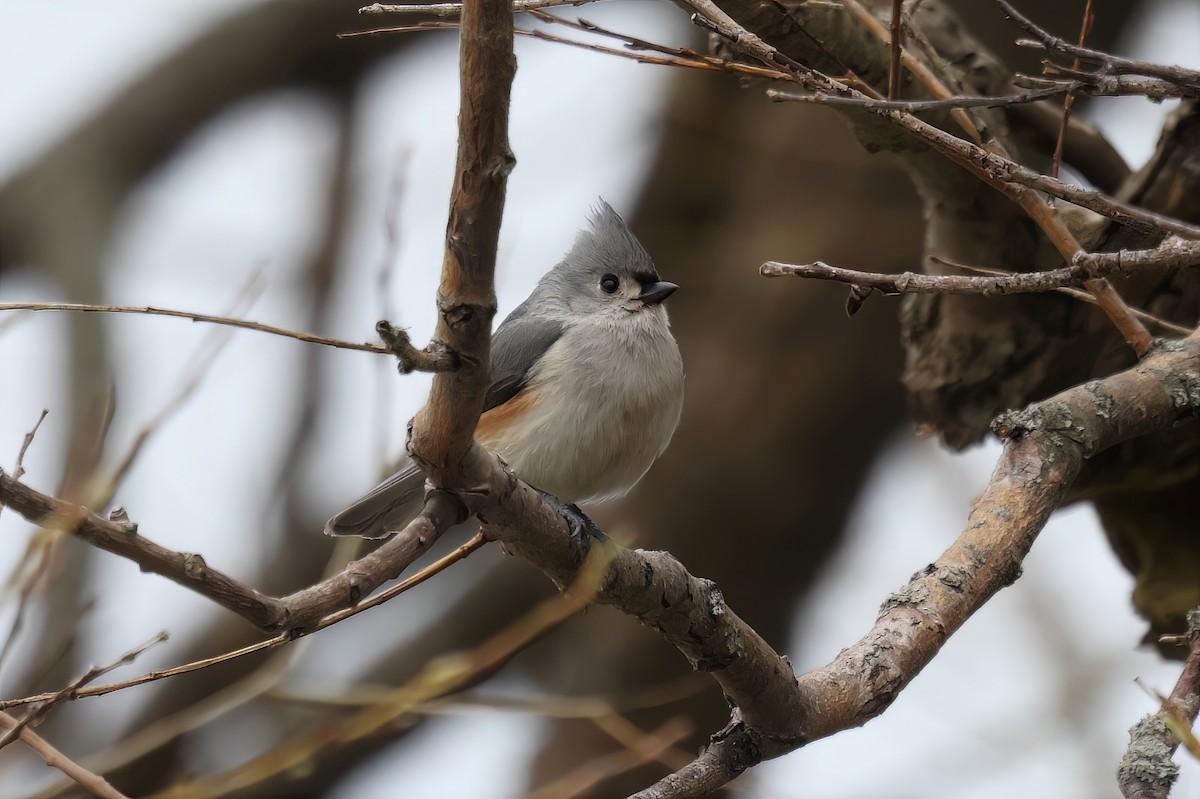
[325,200,684,539]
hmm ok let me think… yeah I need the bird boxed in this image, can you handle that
[325,199,684,539]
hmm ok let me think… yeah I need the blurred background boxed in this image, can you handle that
[1,1,1198,797]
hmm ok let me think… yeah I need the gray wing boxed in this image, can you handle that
[326,311,563,538]
[483,309,565,411]
[324,462,426,538]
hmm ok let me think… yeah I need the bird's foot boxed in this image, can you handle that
[539,492,606,546]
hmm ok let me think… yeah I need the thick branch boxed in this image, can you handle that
[0,471,286,631]
[635,328,1200,796]
[406,0,515,482]
[278,493,466,630]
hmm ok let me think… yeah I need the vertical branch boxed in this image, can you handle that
[408,0,517,482]
[1051,0,1097,178]
[888,0,903,99]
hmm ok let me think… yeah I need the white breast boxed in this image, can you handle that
[481,313,684,503]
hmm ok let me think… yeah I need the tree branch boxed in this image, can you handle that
[761,235,1200,301]
[1118,607,1200,799]
[0,302,389,355]
[634,327,1200,797]
[677,0,1159,356]
[998,0,1200,95]
[0,472,287,631]
[0,712,129,799]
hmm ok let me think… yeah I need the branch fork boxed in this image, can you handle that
[375,320,459,374]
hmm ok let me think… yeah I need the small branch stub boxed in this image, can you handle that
[376,320,460,374]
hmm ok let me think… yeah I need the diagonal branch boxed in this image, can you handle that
[0,712,129,799]
[0,474,287,631]
[634,328,1200,797]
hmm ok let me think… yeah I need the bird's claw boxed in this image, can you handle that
[540,492,605,546]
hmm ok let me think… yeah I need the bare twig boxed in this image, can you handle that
[144,544,615,799]
[11,409,48,483]
[108,273,265,491]
[1050,0,1095,179]
[0,469,288,631]
[360,0,597,15]
[933,258,1194,336]
[1015,71,1200,102]
[0,534,486,713]
[340,16,795,83]
[760,235,1200,304]
[887,0,903,99]
[0,712,129,799]
[682,0,1156,355]
[0,302,389,354]
[769,83,1074,111]
[0,408,48,526]
[0,416,49,674]
[529,717,695,799]
[998,0,1200,94]
[838,0,979,141]
[0,632,168,751]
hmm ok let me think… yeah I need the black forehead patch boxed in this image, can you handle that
[631,270,661,285]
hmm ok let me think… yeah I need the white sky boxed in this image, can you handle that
[0,1,1197,797]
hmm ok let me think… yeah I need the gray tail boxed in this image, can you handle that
[324,463,426,539]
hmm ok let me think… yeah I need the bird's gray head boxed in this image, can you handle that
[532,200,678,319]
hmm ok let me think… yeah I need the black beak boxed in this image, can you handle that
[638,281,678,306]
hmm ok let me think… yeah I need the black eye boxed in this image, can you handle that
[599,274,619,294]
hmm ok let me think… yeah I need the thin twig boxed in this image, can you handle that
[1050,0,1096,179]
[768,83,1073,111]
[360,0,598,15]
[529,717,695,799]
[838,0,979,141]
[0,712,130,799]
[11,409,48,483]
[933,258,1194,336]
[0,408,52,673]
[108,272,266,490]
[340,18,794,82]
[269,673,708,716]
[0,631,168,751]
[143,545,615,799]
[0,409,48,527]
[0,302,388,354]
[0,534,487,711]
[997,0,1200,92]
[760,235,1200,298]
[887,0,903,99]
[687,0,1158,354]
